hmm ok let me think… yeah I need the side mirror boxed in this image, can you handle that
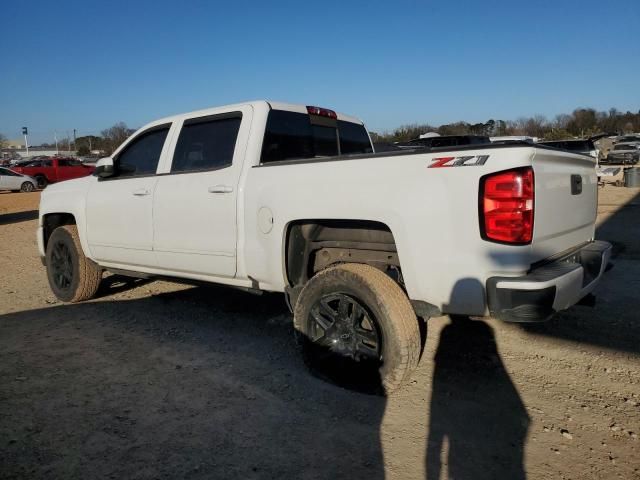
[94,157,115,178]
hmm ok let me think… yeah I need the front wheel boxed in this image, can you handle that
[293,263,421,394]
[20,181,35,192]
[45,225,102,302]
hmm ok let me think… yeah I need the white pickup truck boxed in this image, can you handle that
[38,100,612,391]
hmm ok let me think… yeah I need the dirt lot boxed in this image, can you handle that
[1,187,639,479]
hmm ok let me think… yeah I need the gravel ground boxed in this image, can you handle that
[0,186,639,479]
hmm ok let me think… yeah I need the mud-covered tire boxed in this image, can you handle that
[20,182,35,192]
[45,225,102,302]
[293,263,421,394]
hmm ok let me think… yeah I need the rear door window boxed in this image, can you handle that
[171,114,242,173]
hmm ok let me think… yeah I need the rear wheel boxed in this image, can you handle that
[20,181,34,192]
[293,263,421,394]
[35,175,47,189]
[45,225,102,302]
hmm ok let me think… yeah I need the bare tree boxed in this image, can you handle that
[0,133,7,149]
[524,115,549,138]
[101,122,135,155]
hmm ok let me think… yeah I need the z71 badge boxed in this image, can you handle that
[428,155,489,168]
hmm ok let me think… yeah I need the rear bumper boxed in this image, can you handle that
[487,240,612,322]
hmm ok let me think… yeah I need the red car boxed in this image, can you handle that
[12,157,95,188]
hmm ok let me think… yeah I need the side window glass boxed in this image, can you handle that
[338,120,373,155]
[58,159,72,167]
[42,159,52,167]
[171,115,241,173]
[116,127,169,177]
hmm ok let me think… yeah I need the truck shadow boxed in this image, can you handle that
[0,285,387,479]
[519,188,640,354]
[0,209,38,225]
[1,282,531,480]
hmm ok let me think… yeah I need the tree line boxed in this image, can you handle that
[61,122,136,156]
[3,106,639,155]
[370,107,640,143]
[5,122,137,156]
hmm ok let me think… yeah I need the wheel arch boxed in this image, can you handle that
[282,219,403,304]
[282,218,440,319]
[43,212,77,251]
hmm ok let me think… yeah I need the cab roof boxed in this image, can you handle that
[147,100,364,128]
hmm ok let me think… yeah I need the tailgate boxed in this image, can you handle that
[531,148,597,263]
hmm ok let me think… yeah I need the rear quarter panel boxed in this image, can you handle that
[242,146,545,315]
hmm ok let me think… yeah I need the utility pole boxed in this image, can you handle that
[73,129,77,152]
[54,131,59,154]
[22,127,29,155]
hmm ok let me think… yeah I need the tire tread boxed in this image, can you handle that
[49,225,101,302]
[294,263,421,393]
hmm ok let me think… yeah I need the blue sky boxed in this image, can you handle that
[1,0,638,144]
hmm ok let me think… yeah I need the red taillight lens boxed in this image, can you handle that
[306,105,337,119]
[480,167,534,244]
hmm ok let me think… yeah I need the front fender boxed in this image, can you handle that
[38,177,94,261]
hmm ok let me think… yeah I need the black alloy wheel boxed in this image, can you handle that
[294,263,422,394]
[308,293,381,363]
[50,240,74,292]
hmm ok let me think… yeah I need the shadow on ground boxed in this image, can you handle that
[0,210,38,225]
[0,277,535,479]
[0,285,387,479]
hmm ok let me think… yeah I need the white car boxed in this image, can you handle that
[37,100,612,392]
[0,167,37,192]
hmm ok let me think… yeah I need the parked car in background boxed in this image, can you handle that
[603,143,640,165]
[12,156,95,188]
[614,135,640,145]
[396,134,491,150]
[537,139,598,159]
[0,167,37,192]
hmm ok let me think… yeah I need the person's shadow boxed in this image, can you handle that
[426,314,530,479]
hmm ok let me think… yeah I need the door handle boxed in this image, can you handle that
[208,185,233,194]
[132,188,150,196]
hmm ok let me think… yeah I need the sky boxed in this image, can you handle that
[1,0,639,145]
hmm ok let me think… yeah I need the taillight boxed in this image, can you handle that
[480,167,534,244]
[306,106,337,119]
